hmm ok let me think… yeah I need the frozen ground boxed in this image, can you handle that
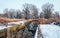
[0,25,12,30]
[0,21,25,30]
[35,24,60,38]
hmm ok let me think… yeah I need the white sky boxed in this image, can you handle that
[0,0,60,13]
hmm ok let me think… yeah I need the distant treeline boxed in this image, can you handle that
[0,3,60,19]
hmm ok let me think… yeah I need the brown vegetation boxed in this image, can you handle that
[39,18,60,24]
[39,18,49,24]
[0,17,22,23]
[0,17,60,24]
[48,18,58,23]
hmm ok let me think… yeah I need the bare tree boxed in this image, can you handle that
[42,3,54,19]
[31,5,38,19]
[55,11,60,18]
[23,4,30,19]
[3,8,9,17]
[39,12,44,18]
[15,10,22,18]
[3,9,22,18]
[23,3,38,19]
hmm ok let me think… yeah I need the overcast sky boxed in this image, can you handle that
[0,0,60,13]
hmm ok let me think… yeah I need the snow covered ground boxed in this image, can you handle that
[35,24,60,38]
[0,21,25,30]
[0,25,12,30]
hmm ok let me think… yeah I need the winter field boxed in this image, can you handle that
[35,24,60,38]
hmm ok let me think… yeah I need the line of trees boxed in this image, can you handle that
[0,3,60,19]
[40,3,60,19]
